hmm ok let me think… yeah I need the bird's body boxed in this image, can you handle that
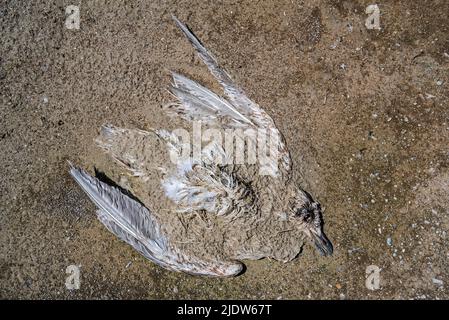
[70,16,332,277]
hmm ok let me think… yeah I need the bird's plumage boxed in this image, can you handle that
[69,16,332,277]
[169,15,292,178]
[69,162,243,276]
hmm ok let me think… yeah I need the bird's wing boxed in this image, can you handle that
[166,16,292,178]
[69,163,243,277]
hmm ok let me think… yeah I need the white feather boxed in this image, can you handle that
[69,163,243,277]
[171,16,292,176]
[171,72,253,125]
[171,15,259,114]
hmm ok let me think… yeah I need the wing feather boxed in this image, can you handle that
[172,15,259,115]
[69,162,243,277]
[171,16,292,176]
[170,72,254,125]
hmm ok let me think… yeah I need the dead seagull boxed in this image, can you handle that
[69,16,333,277]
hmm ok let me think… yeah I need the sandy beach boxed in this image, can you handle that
[1,0,448,299]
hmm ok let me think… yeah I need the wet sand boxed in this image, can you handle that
[1,0,448,299]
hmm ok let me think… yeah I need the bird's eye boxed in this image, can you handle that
[303,212,312,222]
[296,208,313,222]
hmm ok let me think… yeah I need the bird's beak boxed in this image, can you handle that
[310,229,333,256]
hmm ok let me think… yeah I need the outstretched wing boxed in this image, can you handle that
[69,163,243,277]
[166,16,292,178]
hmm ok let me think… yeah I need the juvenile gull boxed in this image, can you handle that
[69,16,333,277]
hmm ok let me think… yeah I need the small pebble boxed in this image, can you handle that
[387,237,392,246]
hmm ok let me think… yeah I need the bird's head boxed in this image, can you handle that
[288,189,333,256]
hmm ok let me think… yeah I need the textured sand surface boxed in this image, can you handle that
[1,0,448,299]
